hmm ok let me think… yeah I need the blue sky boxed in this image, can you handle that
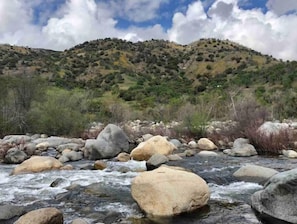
[1,0,297,60]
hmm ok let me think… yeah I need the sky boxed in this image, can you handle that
[1,0,297,60]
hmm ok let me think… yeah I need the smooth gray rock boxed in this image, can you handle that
[4,148,27,164]
[224,138,257,157]
[169,139,182,148]
[146,153,169,170]
[86,124,130,160]
[0,205,25,221]
[233,164,279,185]
[251,168,297,223]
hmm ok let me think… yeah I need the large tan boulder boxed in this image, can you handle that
[130,135,176,161]
[14,207,63,224]
[197,138,217,150]
[11,156,63,175]
[131,166,210,217]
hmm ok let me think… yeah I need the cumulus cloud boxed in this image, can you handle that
[1,0,297,60]
[110,0,169,22]
[266,0,297,16]
[168,0,297,60]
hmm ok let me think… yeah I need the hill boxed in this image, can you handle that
[0,38,297,131]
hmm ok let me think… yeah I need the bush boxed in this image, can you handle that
[28,88,90,137]
[244,125,291,155]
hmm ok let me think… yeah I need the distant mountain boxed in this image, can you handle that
[0,38,296,107]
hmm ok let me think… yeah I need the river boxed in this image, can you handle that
[1,153,297,224]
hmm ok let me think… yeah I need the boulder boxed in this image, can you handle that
[188,140,198,149]
[167,154,183,161]
[34,136,83,148]
[36,142,50,151]
[14,207,63,224]
[3,135,31,144]
[257,121,289,136]
[0,205,26,222]
[131,166,210,217]
[198,151,218,157]
[224,138,257,157]
[197,138,217,150]
[169,139,182,148]
[233,164,279,184]
[11,156,63,175]
[85,124,130,160]
[282,149,297,158]
[57,143,81,152]
[4,148,27,164]
[94,160,107,170]
[251,168,297,223]
[146,153,169,170]
[23,143,37,156]
[130,135,176,161]
[62,151,83,161]
[71,218,89,224]
[116,152,130,162]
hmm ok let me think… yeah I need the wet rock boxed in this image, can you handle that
[11,156,63,175]
[85,124,130,160]
[0,205,26,222]
[131,166,210,217]
[167,154,183,161]
[71,218,89,224]
[198,151,218,157]
[116,152,130,162]
[233,164,279,185]
[251,168,297,223]
[130,135,176,161]
[94,160,107,170]
[50,178,65,187]
[14,207,63,224]
[146,153,169,170]
[4,147,27,164]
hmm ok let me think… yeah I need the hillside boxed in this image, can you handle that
[1,38,297,136]
[0,38,286,99]
[1,38,297,109]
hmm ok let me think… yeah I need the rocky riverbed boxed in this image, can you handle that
[1,153,297,224]
[1,121,297,224]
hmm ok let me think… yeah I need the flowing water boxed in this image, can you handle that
[1,154,297,223]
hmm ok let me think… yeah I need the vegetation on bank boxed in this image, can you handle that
[0,38,297,155]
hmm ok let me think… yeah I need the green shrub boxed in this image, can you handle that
[28,88,90,136]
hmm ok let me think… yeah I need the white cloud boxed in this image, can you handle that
[1,0,297,60]
[110,0,169,22]
[0,0,31,33]
[168,0,297,60]
[266,0,297,16]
